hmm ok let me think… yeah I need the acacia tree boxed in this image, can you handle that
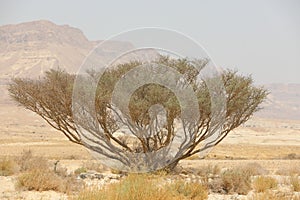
[8,56,267,172]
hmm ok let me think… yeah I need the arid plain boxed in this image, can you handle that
[0,21,299,199]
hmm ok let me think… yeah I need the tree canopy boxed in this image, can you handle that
[8,56,268,172]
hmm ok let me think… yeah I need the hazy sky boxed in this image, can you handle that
[1,0,300,84]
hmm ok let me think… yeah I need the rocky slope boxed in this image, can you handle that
[0,20,142,80]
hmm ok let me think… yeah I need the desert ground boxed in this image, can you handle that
[0,87,300,199]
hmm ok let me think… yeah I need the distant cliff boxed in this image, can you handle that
[0,20,139,80]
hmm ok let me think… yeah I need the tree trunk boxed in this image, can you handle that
[159,159,180,173]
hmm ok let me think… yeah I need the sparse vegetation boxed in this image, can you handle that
[76,174,208,200]
[253,176,277,192]
[74,167,87,175]
[168,180,208,200]
[218,167,252,194]
[16,150,48,172]
[276,166,300,176]
[15,150,82,193]
[0,157,17,176]
[197,164,220,177]
[242,162,268,176]
[17,168,66,192]
[17,164,82,193]
[290,175,300,192]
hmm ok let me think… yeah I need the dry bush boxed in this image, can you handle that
[16,150,48,172]
[76,174,208,200]
[252,176,277,192]
[168,180,208,200]
[16,150,82,193]
[216,163,267,194]
[17,168,66,192]
[212,166,252,195]
[17,166,82,193]
[290,175,300,192]
[249,191,300,200]
[0,157,17,176]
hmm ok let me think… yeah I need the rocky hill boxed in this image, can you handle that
[0,20,141,81]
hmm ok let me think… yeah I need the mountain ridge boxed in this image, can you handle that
[0,20,137,80]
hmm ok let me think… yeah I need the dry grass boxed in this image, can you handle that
[16,150,48,172]
[290,175,300,192]
[241,162,268,175]
[219,168,252,194]
[17,168,66,192]
[168,180,208,200]
[207,163,268,194]
[0,157,17,176]
[15,150,82,193]
[197,164,221,177]
[76,174,208,200]
[252,176,277,192]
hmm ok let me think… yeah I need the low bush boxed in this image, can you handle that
[17,168,65,192]
[168,180,208,200]
[74,167,87,175]
[215,166,253,195]
[290,175,300,192]
[252,176,277,192]
[16,150,82,193]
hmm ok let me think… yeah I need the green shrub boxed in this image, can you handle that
[74,167,87,175]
